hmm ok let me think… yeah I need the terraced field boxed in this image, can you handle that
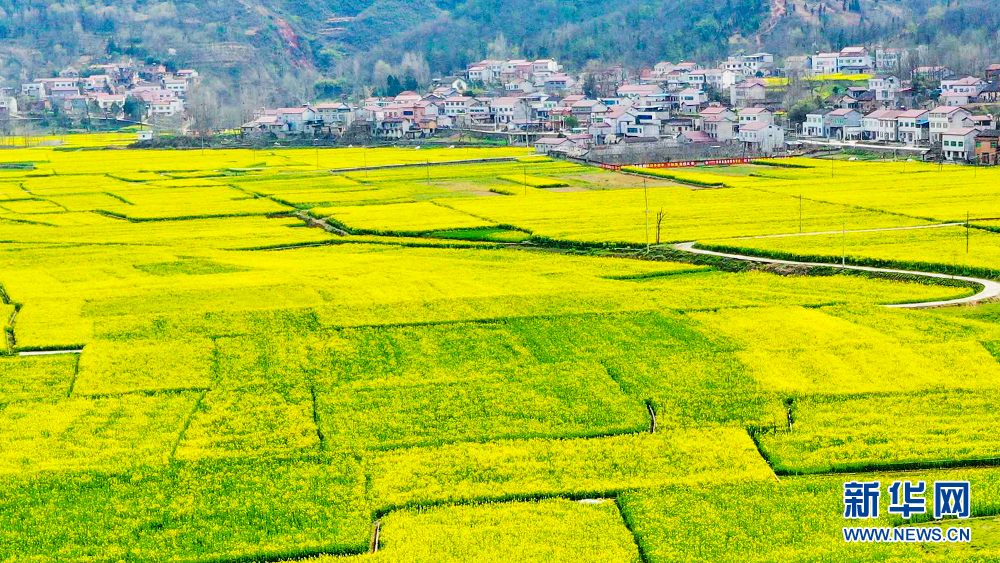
[3,146,1000,561]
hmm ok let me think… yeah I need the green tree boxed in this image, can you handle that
[583,74,598,98]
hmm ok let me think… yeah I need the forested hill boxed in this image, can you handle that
[0,0,997,106]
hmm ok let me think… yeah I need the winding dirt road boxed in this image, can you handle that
[672,241,1000,309]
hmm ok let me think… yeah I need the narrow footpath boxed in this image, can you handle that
[672,241,1000,309]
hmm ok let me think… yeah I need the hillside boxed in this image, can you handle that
[0,0,997,110]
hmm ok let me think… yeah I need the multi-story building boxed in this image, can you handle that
[928,106,972,143]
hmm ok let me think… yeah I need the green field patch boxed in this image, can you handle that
[129,456,371,561]
[0,199,64,214]
[0,392,199,473]
[619,467,1000,563]
[425,226,532,242]
[0,355,76,404]
[315,201,492,233]
[758,391,1000,474]
[375,499,641,563]
[688,305,1000,395]
[370,428,774,510]
[498,174,569,188]
[317,360,648,451]
[134,257,246,276]
[73,338,214,396]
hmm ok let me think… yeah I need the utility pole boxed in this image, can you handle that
[799,193,803,233]
[842,222,846,267]
[967,211,970,254]
[644,177,650,251]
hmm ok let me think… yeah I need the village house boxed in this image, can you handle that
[314,102,357,134]
[940,77,986,106]
[874,46,907,72]
[978,83,1000,103]
[827,108,863,139]
[698,105,736,129]
[738,122,784,154]
[274,106,318,133]
[868,75,900,105]
[811,52,840,75]
[837,47,874,74]
[149,98,184,117]
[837,90,876,113]
[241,114,289,137]
[0,95,17,116]
[493,97,532,127]
[974,130,1000,164]
[972,115,997,129]
[896,109,930,145]
[730,79,766,108]
[662,117,695,137]
[738,107,773,126]
[861,109,903,141]
[702,69,739,91]
[803,110,830,137]
[162,77,188,98]
[941,127,980,161]
[443,96,475,118]
[677,88,707,111]
[570,99,609,125]
[913,66,955,80]
[700,111,738,142]
[928,106,972,143]
[91,93,125,111]
[545,74,574,92]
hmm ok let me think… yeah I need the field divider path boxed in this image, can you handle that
[731,222,964,240]
[672,241,1000,309]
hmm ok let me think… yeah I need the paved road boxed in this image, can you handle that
[672,242,1000,309]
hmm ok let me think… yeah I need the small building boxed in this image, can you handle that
[896,109,930,145]
[827,108,863,140]
[940,77,986,106]
[699,105,736,129]
[928,106,972,144]
[978,82,1000,103]
[974,129,1000,165]
[677,88,707,111]
[803,110,830,138]
[868,75,901,105]
[738,107,773,126]
[137,130,154,141]
[941,127,980,161]
[738,122,784,154]
[701,114,738,142]
[730,79,766,108]
[861,109,903,142]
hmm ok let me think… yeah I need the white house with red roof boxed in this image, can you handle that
[928,106,972,143]
[738,107,773,126]
[861,109,904,141]
[941,127,981,161]
[738,122,784,154]
[940,77,986,106]
[896,109,930,145]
